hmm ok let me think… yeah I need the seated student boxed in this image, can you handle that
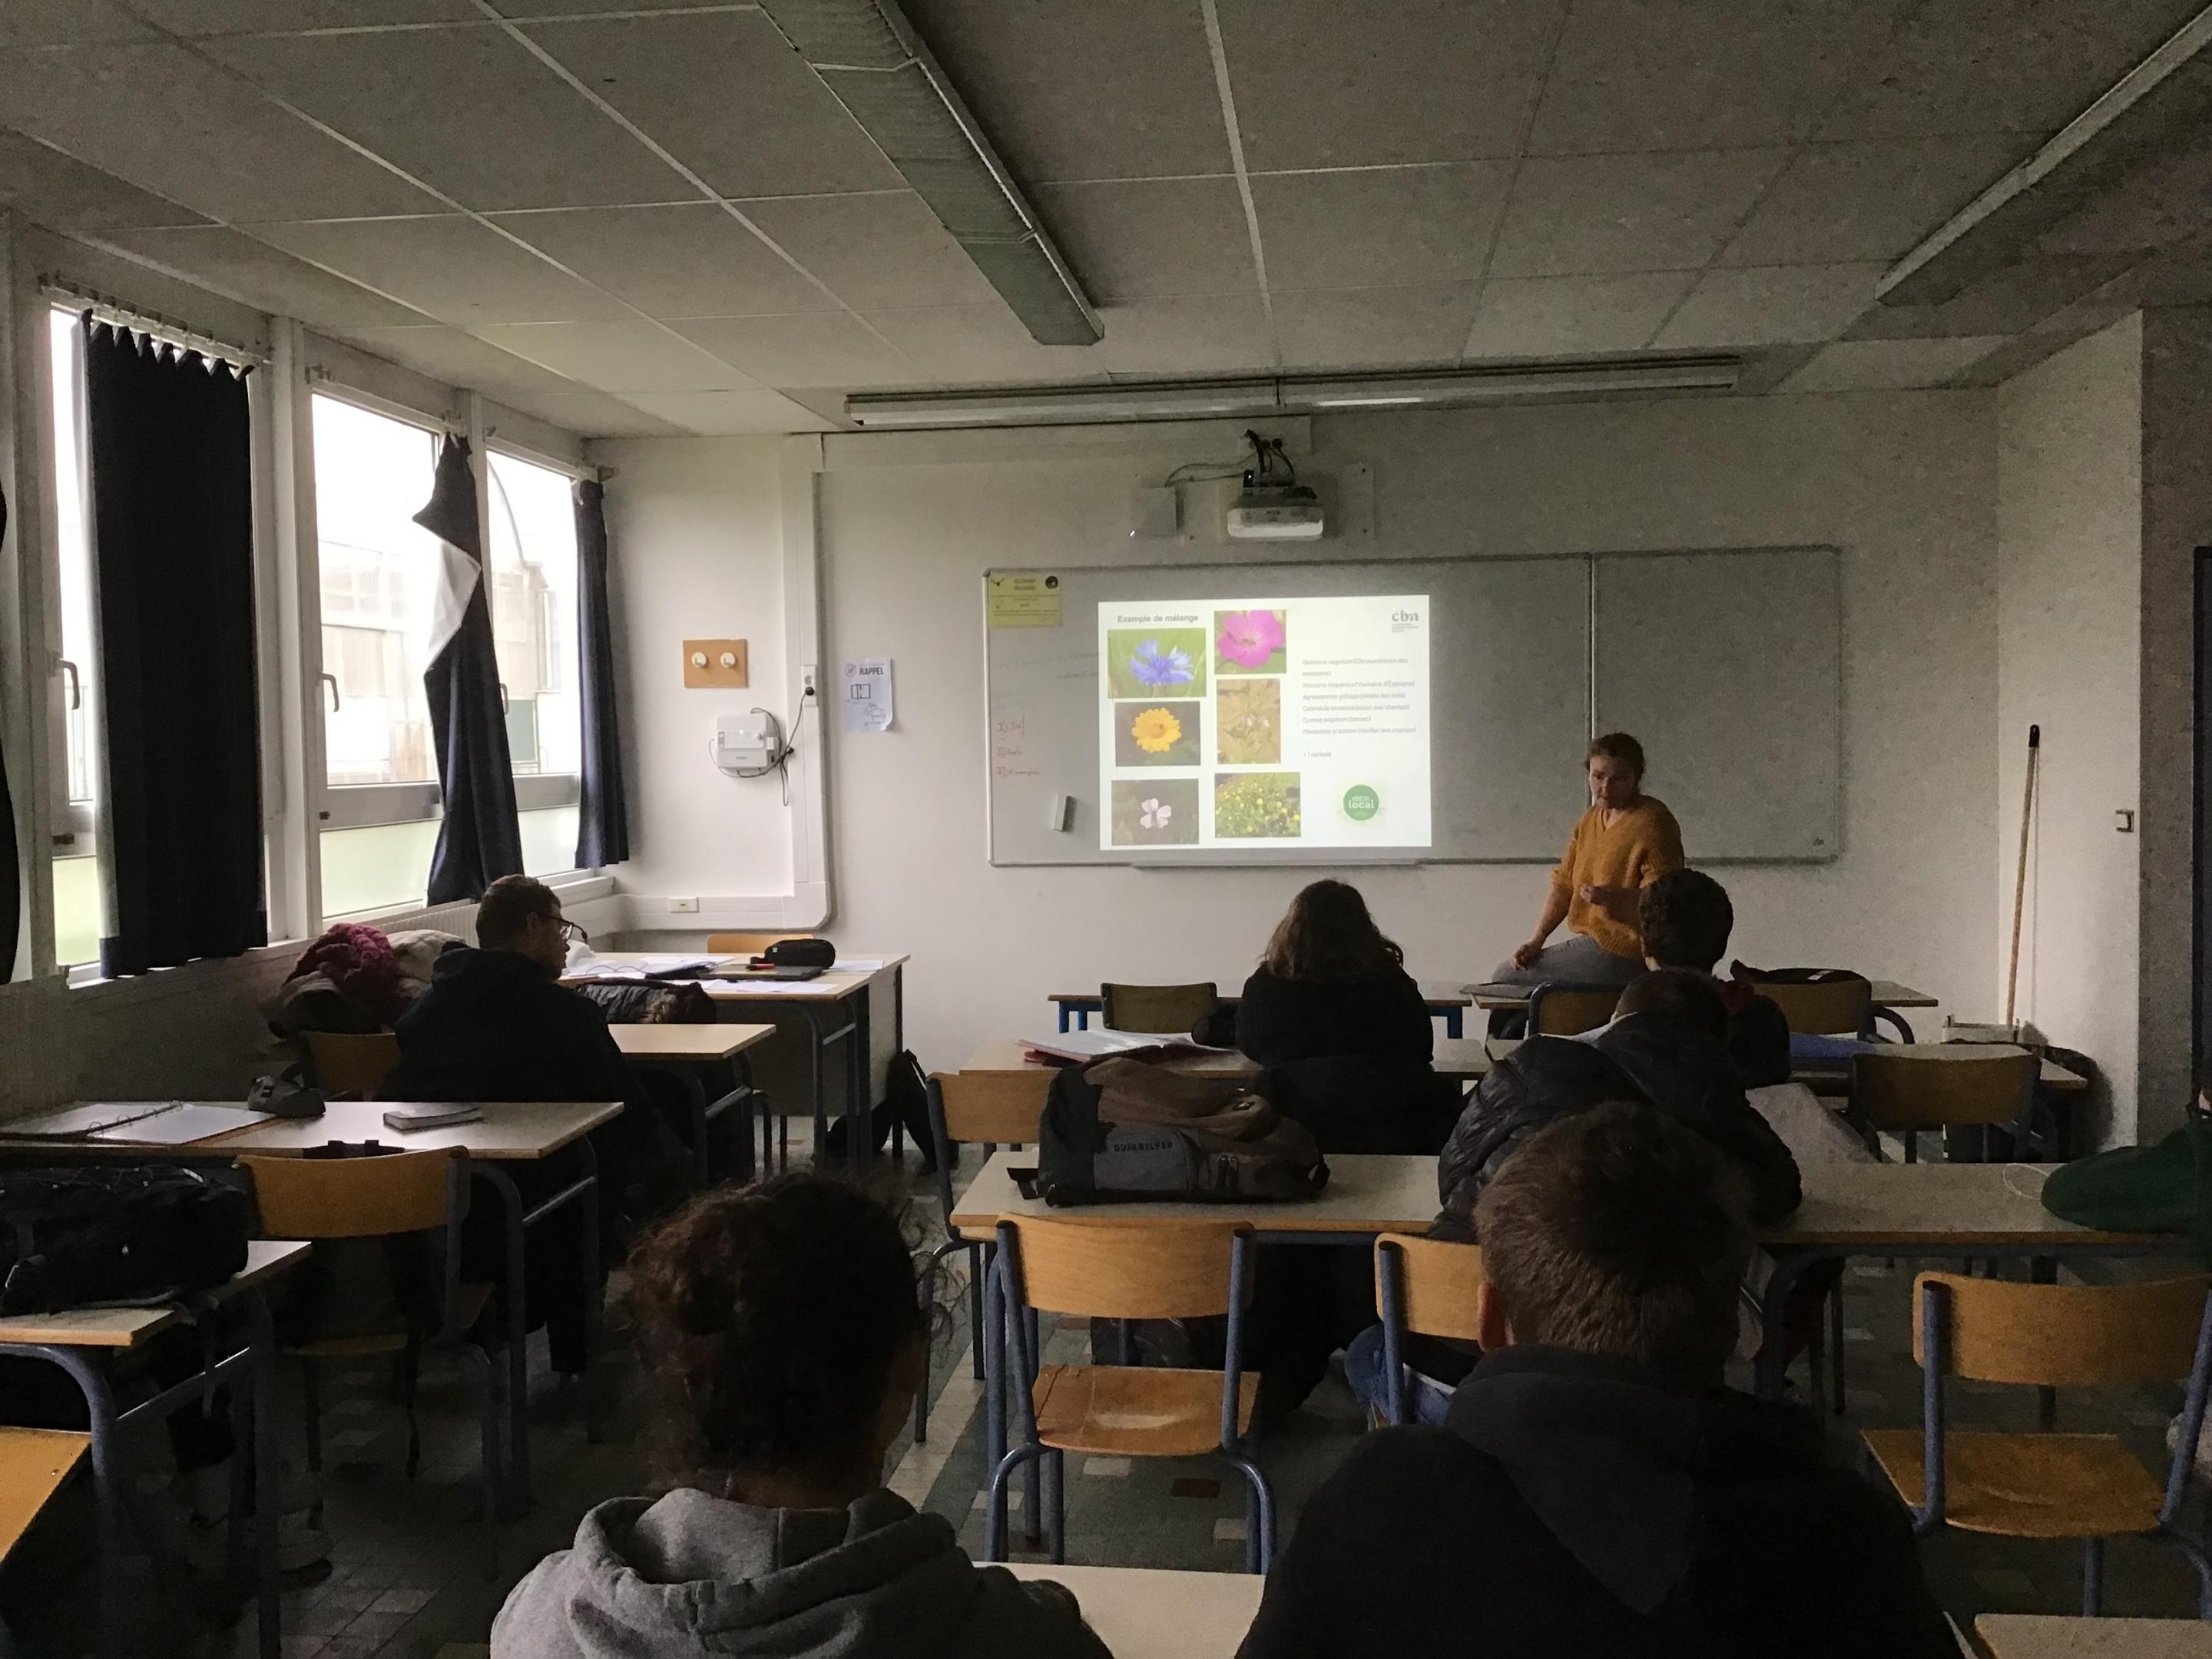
[1239,1105,1955,1659]
[1439,968,1800,1235]
[1638,868,1792,1087]
[1233,879,1432,1068]
[493,1175,1111,1659]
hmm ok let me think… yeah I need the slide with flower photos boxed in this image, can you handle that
[1098,594,1431,851]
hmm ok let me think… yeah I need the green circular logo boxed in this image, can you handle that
[1343,785,1379,822]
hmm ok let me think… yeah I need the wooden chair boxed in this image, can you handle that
[1861,1271,2212,1616]
[985,1217,1275,1573]
[707,932,813,956]
[302,1030,401,1095]
[1850,1048,2041,1163]
[239,1148,502,1572]
[1373,1234,1484,1426]
[1526,982,1621,1037]
[1757,979,1874,1038]
[1100,982,1219,1034]
[0,1428,88,1659]
[916,1070,1051,1444]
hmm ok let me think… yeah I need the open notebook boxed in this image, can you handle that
[6,1101,267,1145]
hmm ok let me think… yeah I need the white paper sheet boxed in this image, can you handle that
[840,658,895,733]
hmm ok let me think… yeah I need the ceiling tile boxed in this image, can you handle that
[673,313,923,389]
[1271,283,1480,371]
[1718,134,2029,267]
[860,306,1113,386]
[469,321,757,392]
[1819,0,2208,139]
[1218,0,1563,169]
[257,217,631,324]
[0,1,158,45]
[0,134,209,231]
[1462,270,1698,358]
[1489,149,1791,278]
[491,0,712,12]
[1651,262,1886,349]
[1780,336,2010,392]
[1031,178,1253,302]
[2039,139,2212,256]
[737,193,998,310]
[490,204,835,318]
[2084,227,2212,310]
[900,0,1230,183]
[86,225,428,326]
[1844,250,2144,339]
[206,28,688,213]
[618,389,836,435]
[1526,0,1912,154]
[524,12,900,199]
[330,324,587,400]
[1093,293,1274,377]
[482,386,685,438]
[0,44,445,223]
[776,387,856,428]
[127,0,478,28]
[1253,163,1510,291]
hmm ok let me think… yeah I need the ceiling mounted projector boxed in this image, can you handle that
[1227,482,1324,540]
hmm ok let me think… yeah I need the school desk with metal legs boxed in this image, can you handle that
[1051,984,1471,1038]
[611,1022,773,1185]
[0,1240,310,1659]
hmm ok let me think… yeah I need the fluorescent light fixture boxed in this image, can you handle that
[845,358,1742,429]
[755,0,1101,346]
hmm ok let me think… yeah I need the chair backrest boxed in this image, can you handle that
[302,1030,401,1094]
[240,1148,460,1240]
[1757,979,1873,1037]
[932,1070,1050,1147]
[1100,982,1220,1034]
[1374,1234,1485,1342]
[708,932,813,955]
[1852,1049,2038,1131]
[1526,983,1621,1037]
[1916,1271,2212,1389]
[996,1216,1244,1320]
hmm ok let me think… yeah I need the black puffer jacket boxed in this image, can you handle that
[1436,1015,1801,1237]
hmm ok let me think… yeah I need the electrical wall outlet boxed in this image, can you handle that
[668,896,700,913]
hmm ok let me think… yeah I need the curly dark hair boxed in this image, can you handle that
[1260,879,1405,982]
[626,1173,926,1485]
[1637,868,1734,972]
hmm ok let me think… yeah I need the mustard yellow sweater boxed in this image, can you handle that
[1548,797,1686,959]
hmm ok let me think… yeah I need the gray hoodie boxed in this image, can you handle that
[492,1487,1113,1659]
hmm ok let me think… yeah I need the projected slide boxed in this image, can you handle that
[1098,594,1432,851]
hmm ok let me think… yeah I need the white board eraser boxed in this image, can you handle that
[1047,793,1075,832]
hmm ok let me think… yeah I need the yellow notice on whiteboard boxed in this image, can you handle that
[986,572,1062,628]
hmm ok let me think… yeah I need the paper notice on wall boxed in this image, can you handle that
[986,572,1062,628]
[840,658,895,733]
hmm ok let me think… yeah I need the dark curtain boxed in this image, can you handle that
[0,485,18,978]
[416,435,522,903]
[572,478,629,869]
[84,320,264,977]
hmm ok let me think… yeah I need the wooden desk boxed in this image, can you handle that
[577,954,911,1165]
[613,1024,774,1185]
[1003,1565,1263,1657]
[962,1037,1491,1085]
[1049,984,1472,1039]
[223,1098,620,1159]
[611,1023,774,1062]
[0,1239,310,1659]
[1787,1041,2087,1093]
[1467,977,1936,1012]
[1976,1615,2212,1657]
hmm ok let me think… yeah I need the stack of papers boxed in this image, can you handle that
[7,1101,267,1144]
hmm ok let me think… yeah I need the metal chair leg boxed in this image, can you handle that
[1047,1449,1066,1565]
[969,1247,986,1380]
[2083,1535,2105,1616]
[2164,1528,2212,1618]
[1227,1452,1276,1573]
[984,1444,1047,1562]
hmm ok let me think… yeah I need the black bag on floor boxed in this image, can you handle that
[1037,1058,1329,1206]
[0,1166,251,1314]
[823,1050,943,1171]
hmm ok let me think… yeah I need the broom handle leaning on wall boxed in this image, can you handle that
[2004,724,2041,1030]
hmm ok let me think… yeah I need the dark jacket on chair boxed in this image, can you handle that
[1719,980,1793,1089]
[1233,965,1433,1068]
[1235,1346,1955,1659]
[388,946,648,1114]
[1435,1015,1801,1237]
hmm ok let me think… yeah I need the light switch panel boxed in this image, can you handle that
[684,638,748,688]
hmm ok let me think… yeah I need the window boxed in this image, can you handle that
[47,309,104,968]
[312,398,586,916]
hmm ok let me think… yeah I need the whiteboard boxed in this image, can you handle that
[985,548,1839,866]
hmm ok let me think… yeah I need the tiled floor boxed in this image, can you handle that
[5,1161,2210,1655]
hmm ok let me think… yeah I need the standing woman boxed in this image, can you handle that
[1495,732,1684,988]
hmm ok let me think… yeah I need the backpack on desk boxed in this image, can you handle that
[0,1166,251,1314]
[1037,1058,1328,1206]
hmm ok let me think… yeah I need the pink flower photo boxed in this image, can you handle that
[1215,608,1286,674]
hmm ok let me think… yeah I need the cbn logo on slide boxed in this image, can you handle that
[1343,785,1379,822]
